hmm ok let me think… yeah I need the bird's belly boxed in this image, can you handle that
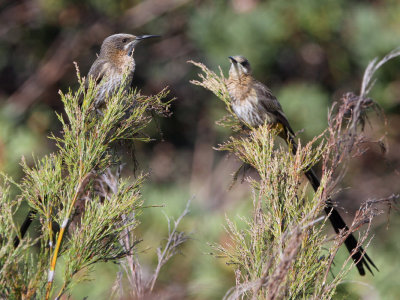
[96,72,133,107]
[232,100,276,127]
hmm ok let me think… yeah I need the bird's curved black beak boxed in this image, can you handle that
[127,35,161,56]
[228,56,237,63]
[136,35,161,40]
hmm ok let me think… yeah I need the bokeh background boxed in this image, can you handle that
[1,0,400,299]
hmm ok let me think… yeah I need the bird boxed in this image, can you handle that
[85,33,160,108]
[14,33,159,248]
[226,55,377,276]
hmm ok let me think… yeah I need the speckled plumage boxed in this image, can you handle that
[226,56,294,136]
[86,33,158,108]
[12,34,160,248]
[226,55,377,276]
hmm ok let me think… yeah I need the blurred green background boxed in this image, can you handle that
[1,0,400,299]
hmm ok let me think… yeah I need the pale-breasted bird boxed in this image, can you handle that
[13,33,159,248]
[226,55,377,276]
[86,33,159,107]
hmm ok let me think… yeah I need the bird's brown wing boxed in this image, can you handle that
[80,59,109,106]
[86,59,109,86]
[254,81,295,136]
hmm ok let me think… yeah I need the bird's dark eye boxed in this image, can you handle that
[122,38,128,43]
[241,61,249,67]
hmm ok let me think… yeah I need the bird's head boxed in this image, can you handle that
[99,33,160,58]
[228,55,252,79]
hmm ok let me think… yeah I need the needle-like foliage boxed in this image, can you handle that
[0,68,172,299]
[190,48,399,299]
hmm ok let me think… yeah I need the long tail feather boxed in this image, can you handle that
[285,130,377,275]
[13,209,37,248]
